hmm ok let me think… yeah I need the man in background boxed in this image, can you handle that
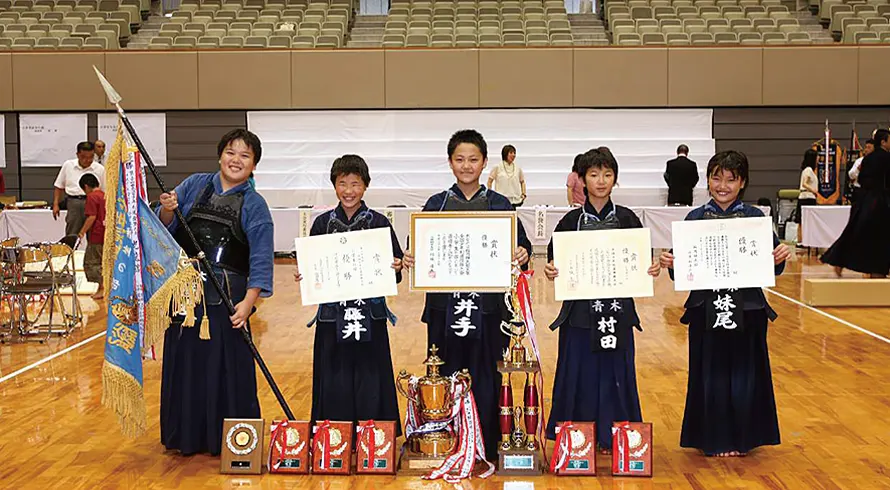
[93,139,106,165]
[664,144,699,206]
[52,141,106,237]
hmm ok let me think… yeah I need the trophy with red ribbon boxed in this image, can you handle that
[550,421,597,476]
[612,421,653,477]
[311,420,354,474]
[355,420,396,475]
[268,420,310,474]
[496,269,544,475]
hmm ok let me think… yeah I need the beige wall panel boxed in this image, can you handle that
[478,48,573,107]
[668,48,762,107]
[292,50,385,108]
[762,46,857,106]
[105,51,198,110]
[0,54,11,110]
[857,46,890,105]
[198,51,291,109]
[384,49,479,108]
[574,48,667,107]
[12,52,106,110]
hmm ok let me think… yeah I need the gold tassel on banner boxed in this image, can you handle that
[101,362,147,438]
[144,252,205,348]
[101,124,124,302]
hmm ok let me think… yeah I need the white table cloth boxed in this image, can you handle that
[801,205,849,248]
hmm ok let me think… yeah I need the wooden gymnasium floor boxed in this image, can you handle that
[1,251,889,490]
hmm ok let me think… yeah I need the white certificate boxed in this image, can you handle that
[672,216,775,291]
[295,228,398,306]
[19,113,87,167]
[410,211,516,292]
[552,228,654,301]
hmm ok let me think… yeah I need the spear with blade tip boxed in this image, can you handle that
[93,66,295,421]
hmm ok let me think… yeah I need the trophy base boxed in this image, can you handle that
[497,360,541,374]
[497,447,543,476]
[398,445,450,474]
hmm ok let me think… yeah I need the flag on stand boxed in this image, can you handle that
[100,120,204,438]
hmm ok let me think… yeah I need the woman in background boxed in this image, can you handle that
[487,144,526,207]
[566,154,586,206]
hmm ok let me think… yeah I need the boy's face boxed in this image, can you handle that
[708,168,745,207]
[335,173,366,212]
[449,143,487,186]
[583,165,615,200]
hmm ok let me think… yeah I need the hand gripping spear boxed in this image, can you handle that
[93,66,295,421]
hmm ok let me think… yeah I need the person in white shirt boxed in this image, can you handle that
[93,139,106,165]
[53,141,106,237]
[487,144,526,207]
[848,138,874,203]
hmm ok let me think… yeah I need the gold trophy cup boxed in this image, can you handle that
[397,345,472,469]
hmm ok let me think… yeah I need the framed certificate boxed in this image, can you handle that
[295,228,398,306]
[672,216,775,291]
[410,211,516,292]
[552,228,654,301]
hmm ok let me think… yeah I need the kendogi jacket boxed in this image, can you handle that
[546,200,643,352]
[306,202,403,343]
[419,184,532,340]
[671,199,785,331]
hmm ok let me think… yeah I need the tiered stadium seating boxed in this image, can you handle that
[0,0,146,49]
[605,0,824,44]
[147,0,351,48]
[380,0,574,47]
[825,0,890,43]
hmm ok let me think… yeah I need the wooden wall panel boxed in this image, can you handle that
[857,46,890,106]
[478,48,573,107]
[292,50,385,108]
[668,47,762,106]
[198,51,291,109]
[384,49,479,108]
[105,52,199,110]
[0,55,12,111]
[573,48,668,107]
[12,53,106,110]
[762,47,858,106]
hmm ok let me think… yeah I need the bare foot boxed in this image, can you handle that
[833,266,843,277]
[599,447,612,455]
[91,289,104,300]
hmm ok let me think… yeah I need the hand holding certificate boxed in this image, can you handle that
[552,228,654,301]
[671,216,775,291]
[294,228,398,306]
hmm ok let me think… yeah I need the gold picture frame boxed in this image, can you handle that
[409,211,518,293]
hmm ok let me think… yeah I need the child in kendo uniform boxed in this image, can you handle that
[659,150,791,457]
[544,148,662,452]
[294,155,404,436]
[403,129,533,460]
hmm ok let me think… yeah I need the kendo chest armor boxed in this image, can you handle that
[440,188,490,212]
[174,181,250,275]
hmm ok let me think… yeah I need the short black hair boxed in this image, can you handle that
[501,144,516,161]
[801,149,818,171]
[864,138,875,146]
[76,141,94,153]
[577,148,619,181]
[874,129,890,146]
[79,173,100,191]
[707,150,749,197]
[217,128,262,165]
[330,154,371,186]
[677,144,689,155]
[571,153,584,173]
[447,129,487,161]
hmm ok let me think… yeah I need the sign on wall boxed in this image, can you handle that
[98,113,167,167]
[19,114,88,167]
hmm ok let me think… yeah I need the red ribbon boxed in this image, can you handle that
[358,420,376,468]
[517,269,548,463]
[549,421,574,473]
[268,420,290,471]
[312,420,332,470]
[612,421,631,474]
